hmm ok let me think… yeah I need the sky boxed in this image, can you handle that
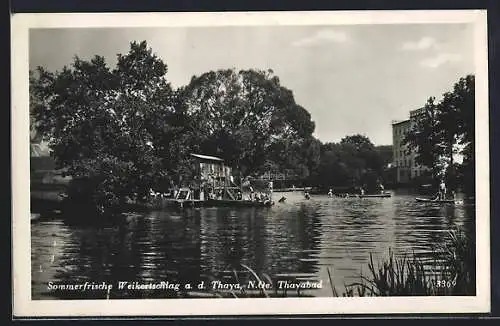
[29,24,475,145]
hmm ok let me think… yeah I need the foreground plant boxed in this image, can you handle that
[338,226,475,296]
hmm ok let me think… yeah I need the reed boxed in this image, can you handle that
[337,226,475,296]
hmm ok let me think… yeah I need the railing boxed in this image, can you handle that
[258,173,299,181]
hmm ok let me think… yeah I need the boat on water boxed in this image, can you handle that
[31,213,41,221]
[415,197,463,204]
[358,192,392,198]
[274,187,312,193]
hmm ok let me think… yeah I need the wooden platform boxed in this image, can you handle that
[158,198,275,209]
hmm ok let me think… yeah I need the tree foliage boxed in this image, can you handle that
[177,68,316,177]
[31,41,178,215]
[404,75,475,193]
[31,40,396,216]
[404,97,443,178]
[312,135,389,191]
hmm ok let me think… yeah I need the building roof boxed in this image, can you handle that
[190,153,224,162]
[410,107,426,117]
[391,119,410,126]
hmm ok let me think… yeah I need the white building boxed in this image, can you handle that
[391,108,429,184]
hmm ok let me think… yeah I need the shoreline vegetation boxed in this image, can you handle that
[29,40,475,219]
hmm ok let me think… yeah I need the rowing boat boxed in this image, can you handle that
[359,193,391,198]
[415,197,462,204]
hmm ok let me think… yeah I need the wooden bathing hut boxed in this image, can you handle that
[187,153,241,201]
[165,153,273,208]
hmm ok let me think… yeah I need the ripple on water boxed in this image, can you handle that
[30,192,474,299]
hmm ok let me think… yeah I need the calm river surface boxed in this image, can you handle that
[31,190,475,299]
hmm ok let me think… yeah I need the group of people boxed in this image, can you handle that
[324,182,386,198]
[208,189,224,200]
[247,184,273,202]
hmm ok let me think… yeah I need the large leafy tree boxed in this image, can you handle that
[404,75,475,193]
[442,75,475,193]
[339,134,384,190]
[404,97,444,179]
[30,41,177,215]
[312,135,388,191]
[177,68,316,177]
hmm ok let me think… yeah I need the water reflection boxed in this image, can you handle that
[31,190,474,299]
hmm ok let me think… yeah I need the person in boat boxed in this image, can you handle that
[249,185,255,201]
[304,191,311,200]
[379,182,385,194]
[360,187,365,196]
[254,193,261,202]
[328,189,333,197]
[237,190,243,200]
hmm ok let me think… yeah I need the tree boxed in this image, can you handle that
[31,41,177,216]
[178,68,316,177]
[311,135,387,191]
[338,135,383,189]
[404,75,475,193]
[443,75,475,193]
[404,97,444,180]
[375,145,393,167]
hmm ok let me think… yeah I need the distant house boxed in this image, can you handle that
[391,108,429,184]
[30,141,71,188]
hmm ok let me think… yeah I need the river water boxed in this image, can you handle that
[31,190,475,299]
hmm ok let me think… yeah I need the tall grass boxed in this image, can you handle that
[339,226,475,296]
